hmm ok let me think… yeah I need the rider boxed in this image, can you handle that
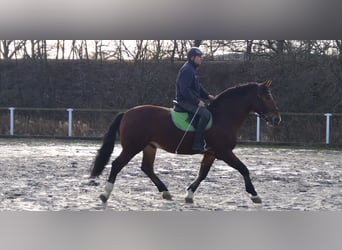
[175,47,215,152]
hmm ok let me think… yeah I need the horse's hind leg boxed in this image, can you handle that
[100,150,137,203]
[141,144,171,200]
[185,151,216,203]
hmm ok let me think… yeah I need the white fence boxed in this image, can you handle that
[255,113,334,144]
[1,107,341,145]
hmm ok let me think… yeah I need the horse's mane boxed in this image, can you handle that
[208,82,259,113]
[213,82,258,102]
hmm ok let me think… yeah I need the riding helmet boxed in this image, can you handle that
[187,47,203,60]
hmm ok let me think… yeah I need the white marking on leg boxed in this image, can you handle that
[103,182,114,198]
[186,189,194,200]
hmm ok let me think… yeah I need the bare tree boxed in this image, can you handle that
[110,40,128,61]
[21,40,46,60]
[83,40,89,60]
[202,40,229,60]
[0,40,25,60]
[177,40,193,60]
[336,40,342,60]
[133,40,149,62]
[92,40,107,61]
[265,40,286,56]
[21,40,32,59]
[42,40,48,61]
[245,40,254,61]
[68,40,78,60]
[193,40,202,47]
[330,40,342,81]
[153,40,162,61]
[169,40,178,63]
[55,40,66,60]
[1,40,13,59]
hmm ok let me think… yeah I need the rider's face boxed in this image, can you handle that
[193,55,203,65]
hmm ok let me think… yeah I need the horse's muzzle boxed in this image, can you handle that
[269,115,281,126]
[257,112,281,126]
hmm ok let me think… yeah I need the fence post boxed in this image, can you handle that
[9,107,15,136]
[256,114,261,142]
[67,108,73,137]
[324,113,332,144]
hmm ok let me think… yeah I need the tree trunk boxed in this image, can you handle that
[193,40,202,47]
[245,40,253,61]
[170,40,178,63]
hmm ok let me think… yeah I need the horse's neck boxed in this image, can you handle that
[210,94,253,129]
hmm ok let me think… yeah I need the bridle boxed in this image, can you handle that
[256,84,279,123]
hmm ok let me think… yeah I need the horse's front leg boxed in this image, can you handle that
[217,150,262,204]
[185,151,216,203]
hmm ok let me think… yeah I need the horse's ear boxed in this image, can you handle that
[264,80,272,87]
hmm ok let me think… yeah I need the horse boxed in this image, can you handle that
[90,80,281,204]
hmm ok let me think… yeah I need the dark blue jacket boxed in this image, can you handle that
[175,61,209,106]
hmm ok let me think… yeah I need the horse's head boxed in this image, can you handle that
[253,80,281,126]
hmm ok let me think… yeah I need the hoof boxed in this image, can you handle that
[251,195,262,204]
[162,191,172,200]
[88,179,100,186]
[185,189,194,203]
[99,194,108,203]
[185,197,194,204]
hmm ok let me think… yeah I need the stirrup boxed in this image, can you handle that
[192,141,208,152]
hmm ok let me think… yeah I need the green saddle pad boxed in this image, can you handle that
[170,110,213,132]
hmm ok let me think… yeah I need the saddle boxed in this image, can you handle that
[171,100,213,132]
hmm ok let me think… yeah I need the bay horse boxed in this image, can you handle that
[90,80,281,204]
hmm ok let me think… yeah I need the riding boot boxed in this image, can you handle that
[192,116,209,152]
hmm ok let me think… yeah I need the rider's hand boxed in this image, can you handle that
[198,100,206,108]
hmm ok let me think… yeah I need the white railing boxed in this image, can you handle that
[67,108,74,137]
[8,107,15,136]
[1,107,340,145]
[256,115,261,143]
[324,113,332,144]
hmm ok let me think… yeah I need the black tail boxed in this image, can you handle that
[90,113,124,177]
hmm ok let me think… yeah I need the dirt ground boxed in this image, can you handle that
[0,139,341,211]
